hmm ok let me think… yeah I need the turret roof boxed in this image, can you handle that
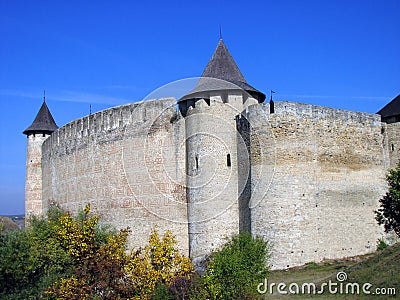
[180,39,266,102]
[23,101,58,135]
[201,39,247,83]
[377,94,400,118]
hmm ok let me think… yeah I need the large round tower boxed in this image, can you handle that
[179,39,265,263]
[23,99,58,217]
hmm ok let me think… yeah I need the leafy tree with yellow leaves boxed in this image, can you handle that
[46,227,134,299]
[1,204,194,299]
[46,206,193,299]
[125,229,194,299]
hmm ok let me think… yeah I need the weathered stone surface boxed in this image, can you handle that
[41,98,188,254]
[26,97,396,269]
[384,122,400,168]
[25,133,50,217]
[185,98,245,261]
[247,101,387,269]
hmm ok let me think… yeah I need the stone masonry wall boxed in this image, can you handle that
[384,122,400,169]
[41,98,189,254]
[247,101,388,269]
[25,134,50,216]
[185,98,245,262]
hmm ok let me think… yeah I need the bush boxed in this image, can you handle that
[46,206,194,299]
[376,238,389,251]
[0,204,195,299]
[375,163,400,238]
[151,282,175,300]
[125,229,194,299]
[0,207,73,299]
[198,232,270,299]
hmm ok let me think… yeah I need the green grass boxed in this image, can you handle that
[261,243,400,299]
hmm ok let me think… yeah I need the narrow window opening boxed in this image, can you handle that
[227,154,231,167]
[392,144,395,151]
[195,155,199,169]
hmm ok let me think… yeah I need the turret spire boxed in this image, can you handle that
[180,39,266,103]
[23,99,58,136]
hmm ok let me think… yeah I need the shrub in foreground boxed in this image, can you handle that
[0,207,74,299]
[197,232,270,299]
[375,162,400,238]
[0,205,194,300]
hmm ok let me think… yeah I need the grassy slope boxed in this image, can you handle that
[345,243,400,297]
[264,243,399,299]
[0,216,20,232]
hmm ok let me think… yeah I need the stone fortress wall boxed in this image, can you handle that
[41,98,189,254]
[243,101,388,269]
[39,96,394,269]
[383,121,400,169]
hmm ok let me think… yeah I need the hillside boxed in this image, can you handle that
[0,216,20,232]
[344,242,399,297]
[265,243,399,299]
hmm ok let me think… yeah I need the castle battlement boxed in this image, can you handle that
[255,101,382,126]
[42,98,176,155]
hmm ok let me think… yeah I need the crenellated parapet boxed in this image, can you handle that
[42,98,177,156]
[251,100,381,125]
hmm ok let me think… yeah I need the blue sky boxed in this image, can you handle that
[0,0,399,215]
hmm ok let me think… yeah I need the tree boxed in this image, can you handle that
[125,229,194,299]
[46,207,193,300]
[46,228,133,299]
[0,206,73,299]
[0,204,194,299]
[46,204,139,299]
[375,163,400,238]
[201,232,270,299]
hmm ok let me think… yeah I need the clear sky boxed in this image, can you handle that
[0,0,399,215]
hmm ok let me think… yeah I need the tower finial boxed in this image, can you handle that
[43,90,46,103]
[269,90,275,114]
[270,90,275,102]
[219,24,222,40]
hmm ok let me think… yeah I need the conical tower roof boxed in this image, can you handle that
[201,39,247,83]
[377,94,400,120]
[180,39,265,102]
[23,101,58,135]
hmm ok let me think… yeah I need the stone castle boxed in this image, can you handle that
[23,39,400,269]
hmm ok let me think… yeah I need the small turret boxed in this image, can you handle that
[179,39,265,116]
[23,100,58,136]
[23,99,58,217]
